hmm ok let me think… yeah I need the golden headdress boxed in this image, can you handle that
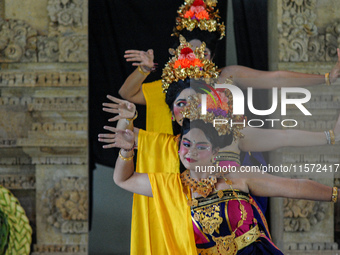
[173,0,225,39]
[181,84,246,140]
[161,35,220,93]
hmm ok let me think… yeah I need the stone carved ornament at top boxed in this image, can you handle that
[283,198,327,232]
[0,19,37,62]
[47,0,83,28]
[279,0,339,62]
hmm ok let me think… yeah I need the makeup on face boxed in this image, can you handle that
[179,128,213,169]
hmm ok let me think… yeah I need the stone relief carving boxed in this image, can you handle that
[0,0,88,252]
[283,198,327,232]
[59,35,88,62]
[0,19,37,62]
[37,36,59,62]
[47,0,83,28]
[0,155,86,165]
[285,241,338,251]
[0,175,35,189]
[42,177,88,234]
[0,71,87,87]
[0,2,4,19]
[279,0,339,62]
[33,244,87,253]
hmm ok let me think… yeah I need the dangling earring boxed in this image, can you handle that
[171,115,174,121]
[211,156,218,167]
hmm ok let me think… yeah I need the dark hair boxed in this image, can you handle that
[178,29,219,58]
[165,78,191,112]
[165,79,191,135]
[181,119,233,149]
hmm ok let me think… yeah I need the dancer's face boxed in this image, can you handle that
[189,39,212,60]
[173,88,196,126]
[179,128,215,170]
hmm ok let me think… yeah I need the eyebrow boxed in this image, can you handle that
[182,138,210,145]
[175,98,187,102]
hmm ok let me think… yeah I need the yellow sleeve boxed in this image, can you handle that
[142,80,173,134]
[130,130,188,255]
[136,129,179,174]
[148,173,197,254]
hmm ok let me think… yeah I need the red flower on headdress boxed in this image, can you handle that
[181,48,193,55]
[190,6,205,13]
[184,10,194,19]
[192,0,205,7]
[183,0,210,20]
[193,59,203,66]
[173,47,203,69]
[195,10,209,20]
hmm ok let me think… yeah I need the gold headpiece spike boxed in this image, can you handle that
[179,34,188,45]
[169,48,176,56]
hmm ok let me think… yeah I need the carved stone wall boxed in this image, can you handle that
[269,0,339,254]
[0,0,88,254]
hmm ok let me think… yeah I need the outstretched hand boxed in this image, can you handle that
[124,49,154,70]
[330,48,340,84]
[98,126,135,149]
[103,95,136,122]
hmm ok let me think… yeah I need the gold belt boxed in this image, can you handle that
[196,224,261,255]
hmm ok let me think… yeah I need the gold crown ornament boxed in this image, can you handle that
[173,0,225,39]
[161,35,220,93]
[181,86,246,140]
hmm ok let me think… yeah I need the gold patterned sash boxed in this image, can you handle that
[196,224,261,255]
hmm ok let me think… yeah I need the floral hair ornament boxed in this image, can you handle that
[181,83,246,140]
[173,0,225,39]
[162,35,220,93]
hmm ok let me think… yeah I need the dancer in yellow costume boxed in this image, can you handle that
[119,2,340,253]
[103,34,340,253]
[98,93,340,254]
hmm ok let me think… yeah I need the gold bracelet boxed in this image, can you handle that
[127,110,138,122]
[331,187,338,203]
[325,72,331,86]
[329,130,335,145]
[119,150,134,161]
[138,66,150,76]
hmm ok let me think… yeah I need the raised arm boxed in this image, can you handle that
[219,48,340,89]
[245,172,336,202]
[238,113,340,152]
[118,49,155,105]
[102,95,139,145]
[98,125,152,197]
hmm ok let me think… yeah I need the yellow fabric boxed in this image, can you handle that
[149,173,197,255]
[130,129,180,254]
[142,80,173,134]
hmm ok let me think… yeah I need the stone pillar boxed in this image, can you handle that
[0,0,88,254]
[268,0,340,254]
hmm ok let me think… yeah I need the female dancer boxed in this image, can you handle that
[102,38,340,254]
[99,98,339,254]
